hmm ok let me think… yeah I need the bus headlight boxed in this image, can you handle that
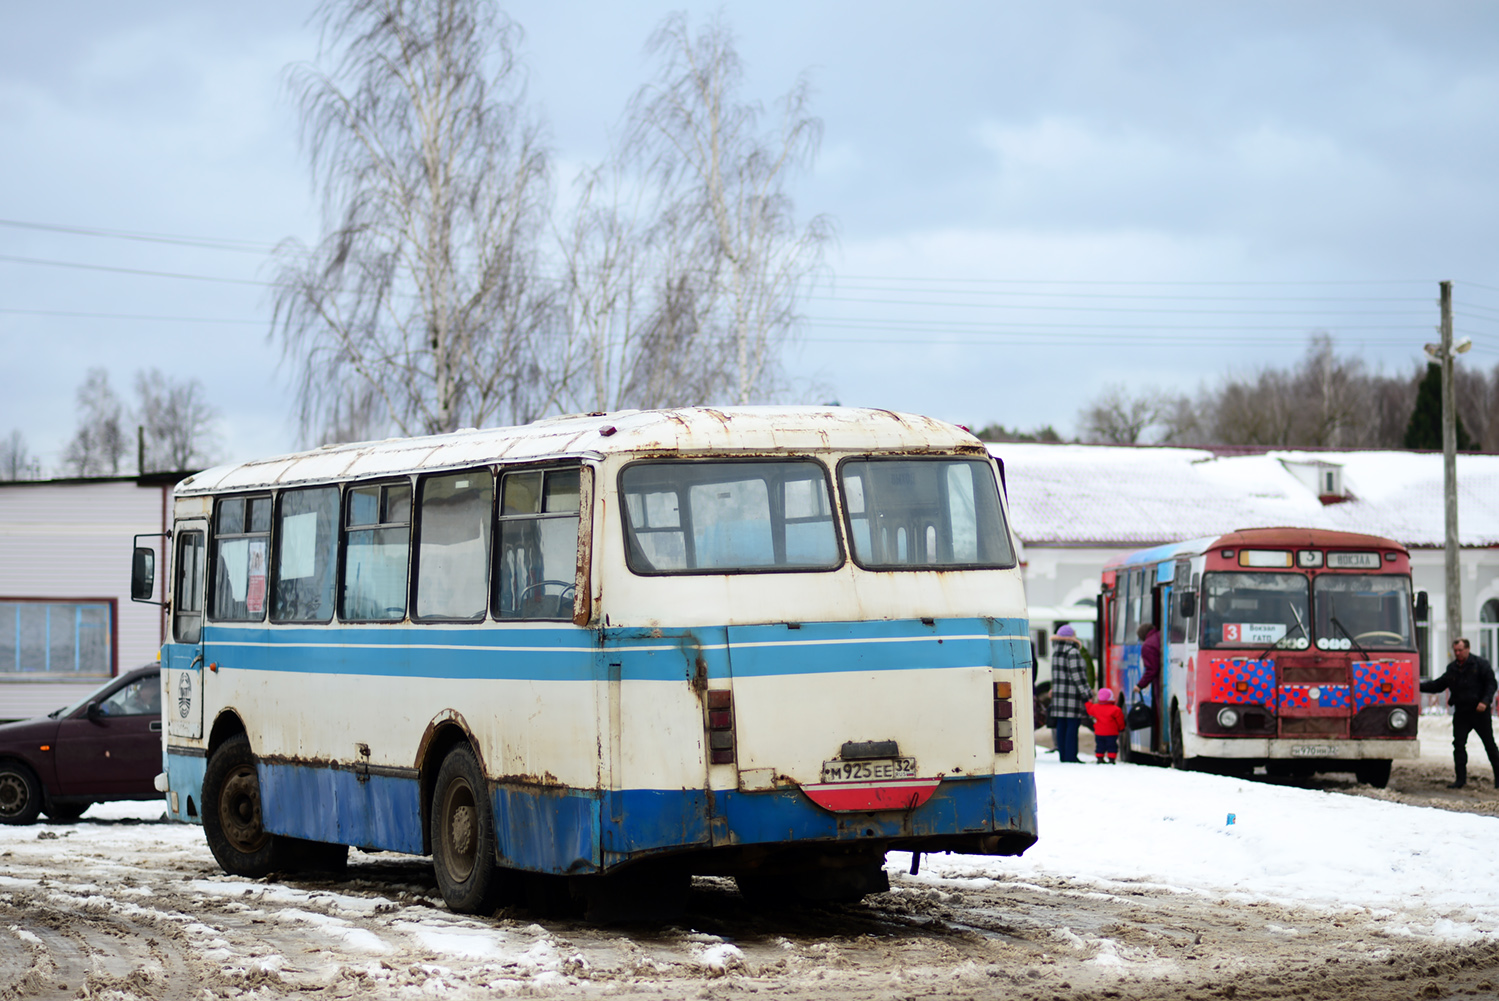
[1388,708,1410,731]
[1217,707,1240,729]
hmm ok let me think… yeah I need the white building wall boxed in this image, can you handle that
[0,479,171,718]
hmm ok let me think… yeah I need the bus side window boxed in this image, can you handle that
[272,486,338,623]
[174,530,205,643]
[210,495,271,622]
[342,481,411,621]
[415,471,493,621]
[495,468,581,620]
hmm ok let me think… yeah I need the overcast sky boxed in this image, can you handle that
[5,1,1499,472]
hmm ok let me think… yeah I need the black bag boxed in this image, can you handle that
[1126,700,1154,730]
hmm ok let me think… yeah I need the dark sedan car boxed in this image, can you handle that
[0,665,163,824]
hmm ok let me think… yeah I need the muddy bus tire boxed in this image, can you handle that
[203,734,288,877]
[432,745,503,915]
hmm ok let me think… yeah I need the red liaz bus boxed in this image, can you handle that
[1100,528,1422,787]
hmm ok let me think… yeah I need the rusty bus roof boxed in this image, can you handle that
[175,407,982,495]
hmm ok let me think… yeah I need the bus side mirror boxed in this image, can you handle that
[1178,592,1196,620]
[1415,591,1429,624]
[131,549,156,602]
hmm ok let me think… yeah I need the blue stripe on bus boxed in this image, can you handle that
[183,617,1031,682]
[242,756,1035,874]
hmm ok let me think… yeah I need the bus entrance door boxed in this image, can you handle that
[165,519,207,741]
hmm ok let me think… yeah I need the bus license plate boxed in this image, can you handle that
[1290,744,1335,758]
[820,757,918,783]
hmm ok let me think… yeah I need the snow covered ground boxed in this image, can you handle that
[3,753,1498,998]
[905,752,1499,942]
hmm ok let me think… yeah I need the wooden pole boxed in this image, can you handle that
[1441,280,1461,652]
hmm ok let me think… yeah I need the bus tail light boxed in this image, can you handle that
[706,689,735,765]
[994,681,1014,753]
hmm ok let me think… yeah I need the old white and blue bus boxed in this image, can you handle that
[139,407,1035,917]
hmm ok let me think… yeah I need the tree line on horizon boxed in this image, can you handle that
[980,334,1495,452]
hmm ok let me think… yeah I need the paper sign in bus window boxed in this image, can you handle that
[1223,622,1286,644]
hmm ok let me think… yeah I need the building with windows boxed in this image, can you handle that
[994,442,1499,680]
[0,474,180,720]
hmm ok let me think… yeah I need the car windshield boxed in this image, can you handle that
[48,673,148,719]
[1199,572,1311,650]
[1314,574,1414,650]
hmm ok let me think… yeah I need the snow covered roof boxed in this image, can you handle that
[992,442,1499,549]
[178,407,981,495]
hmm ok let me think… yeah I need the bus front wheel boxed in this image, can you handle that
[1356,760,1392,789]
[203,734,287,877]
[432,745,504,915]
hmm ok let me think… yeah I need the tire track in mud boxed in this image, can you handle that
[5,819,1499,1000]
[0,886,208,1001]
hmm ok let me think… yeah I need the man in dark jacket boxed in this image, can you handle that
[1421,637,1499,789]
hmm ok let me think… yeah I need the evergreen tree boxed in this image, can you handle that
[1404,362,1475,450]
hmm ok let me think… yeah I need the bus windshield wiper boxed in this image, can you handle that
[1329,614,1372,663]
[1253,599,1307,664]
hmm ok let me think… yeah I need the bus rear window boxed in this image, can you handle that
[620,461,840,574]
[839,458,1015,570]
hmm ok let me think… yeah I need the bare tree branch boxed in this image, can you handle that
[272,0,552,444]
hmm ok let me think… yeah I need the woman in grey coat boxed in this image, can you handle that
[1050,624,1090,763]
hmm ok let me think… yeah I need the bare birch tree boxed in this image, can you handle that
[273,0,551,443]
[622,12,832,406]
[64,368,128,476]
[550,161,725,413]
[135,369,221,471]
[0,431,39,481]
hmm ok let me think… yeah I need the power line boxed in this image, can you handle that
[0,307,262,325]
[0,252,271,287]
[0,218,283,255]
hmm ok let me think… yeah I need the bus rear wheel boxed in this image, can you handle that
[203,734,287,877]
[432,745,504,915]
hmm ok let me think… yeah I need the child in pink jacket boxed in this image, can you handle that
[1086,688,1126,764]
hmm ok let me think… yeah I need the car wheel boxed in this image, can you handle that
[203,734,287,877]
[43,801,90,823]
[0,762,42,825]
[431,745,503,914]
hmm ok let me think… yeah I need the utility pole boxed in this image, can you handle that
[1421,281,1467,652]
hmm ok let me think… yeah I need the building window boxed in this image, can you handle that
[1480,599,1499,667]
[0,600,114,677]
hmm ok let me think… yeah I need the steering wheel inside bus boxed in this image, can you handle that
[1353,631,1404,644]
[518,580,575,617]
